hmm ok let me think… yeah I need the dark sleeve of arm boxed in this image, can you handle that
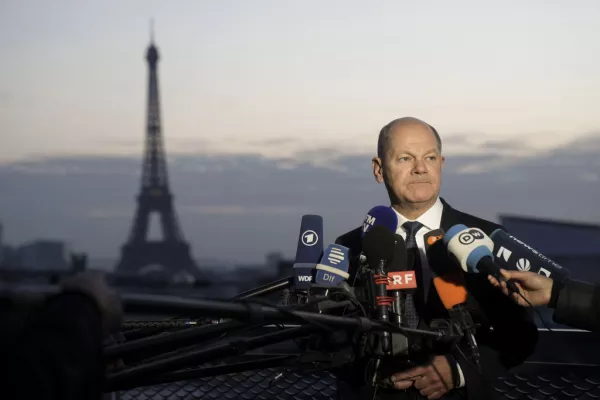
[552,279,600,332]
[2,292,106,400]
[458,275,539,383]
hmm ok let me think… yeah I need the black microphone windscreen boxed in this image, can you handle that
[362,225,395,263]
[490,229,570,283]
[424,228,455,277]
[388,234,408,272]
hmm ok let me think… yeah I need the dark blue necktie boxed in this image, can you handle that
[402,221,423,329]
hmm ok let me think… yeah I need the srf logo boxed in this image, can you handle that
[386,271,417,290]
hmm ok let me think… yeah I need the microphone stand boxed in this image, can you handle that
[0,285,452,339]
[106,325,318,391]
[106,276,297,360]
[231,276,294,300]
[449,305,482,373]
[370,259,393,386]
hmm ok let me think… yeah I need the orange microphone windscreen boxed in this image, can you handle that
[433,272,468,310]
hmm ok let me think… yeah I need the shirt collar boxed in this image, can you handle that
[393,197,443,234]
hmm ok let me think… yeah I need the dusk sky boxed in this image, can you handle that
[1,1,599,265]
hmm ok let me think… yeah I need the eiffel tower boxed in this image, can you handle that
[115,29,200,283]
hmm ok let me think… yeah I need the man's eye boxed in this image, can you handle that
[398,157,410,162]
[426,156,437,161]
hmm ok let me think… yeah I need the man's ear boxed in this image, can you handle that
[372,157,384,183]
[441,155,445,169]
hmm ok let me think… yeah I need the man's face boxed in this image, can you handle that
[373,123,445,207]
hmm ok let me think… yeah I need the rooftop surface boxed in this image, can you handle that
[113,330,600,400]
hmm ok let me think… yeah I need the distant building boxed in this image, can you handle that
[265,252,284,274]
[15,240,70,271]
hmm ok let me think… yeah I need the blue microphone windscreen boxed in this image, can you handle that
[443,224,468,245]
[465,245,493,273]
[293,214,323,290]
[315,244,350,286]
[294,214,324,264]
[361,206,398,237]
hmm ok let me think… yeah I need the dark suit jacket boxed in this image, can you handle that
[553,278,600,332]
[334,198,539,399]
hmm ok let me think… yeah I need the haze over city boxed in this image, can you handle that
[1,0,599,264]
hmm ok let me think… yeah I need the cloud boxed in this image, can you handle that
[86,208,133,219]
[2,157,140,176]
[246,138,300,147]
[178,205,299,216]
[478,139,532,151]
[560,132,600,150]
[0,134,598,264]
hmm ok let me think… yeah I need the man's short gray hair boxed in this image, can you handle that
[377,117,442,159]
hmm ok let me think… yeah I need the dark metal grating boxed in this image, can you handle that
[117,366,600,400]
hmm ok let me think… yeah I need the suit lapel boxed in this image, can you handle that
[440,197,461,232]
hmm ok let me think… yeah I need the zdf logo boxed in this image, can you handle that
[458,229,485,245]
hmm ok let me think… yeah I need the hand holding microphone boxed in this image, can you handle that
[487,269,553,307]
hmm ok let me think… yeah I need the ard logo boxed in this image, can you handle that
[301,230,318,246]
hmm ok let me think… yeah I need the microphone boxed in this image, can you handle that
[361,205,399,237]
[359,205,399,267]
[313,244,355,312]
[426,228,482,370]
[311,244,354,353]
[362,225,396,354]
[425,229,445,248]
[386,237,413,323]
[385,236,411,357]
[293,215,324,296]
[355,205,398,302]
[315,244,351,287]
[444,224,519,294]
[490,229,570,283]
[432,275,481,371]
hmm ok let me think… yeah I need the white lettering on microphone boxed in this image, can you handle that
[506,235,564,270]
[496,246,512,262]
[387,271,417,290]
[538,268,551,277]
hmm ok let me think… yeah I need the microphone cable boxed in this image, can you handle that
[507,284,555,332]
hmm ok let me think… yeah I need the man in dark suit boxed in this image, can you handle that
[334,117,539,399]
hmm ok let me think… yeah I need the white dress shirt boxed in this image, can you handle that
[393,197,466,388]
[393,197,443,268]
